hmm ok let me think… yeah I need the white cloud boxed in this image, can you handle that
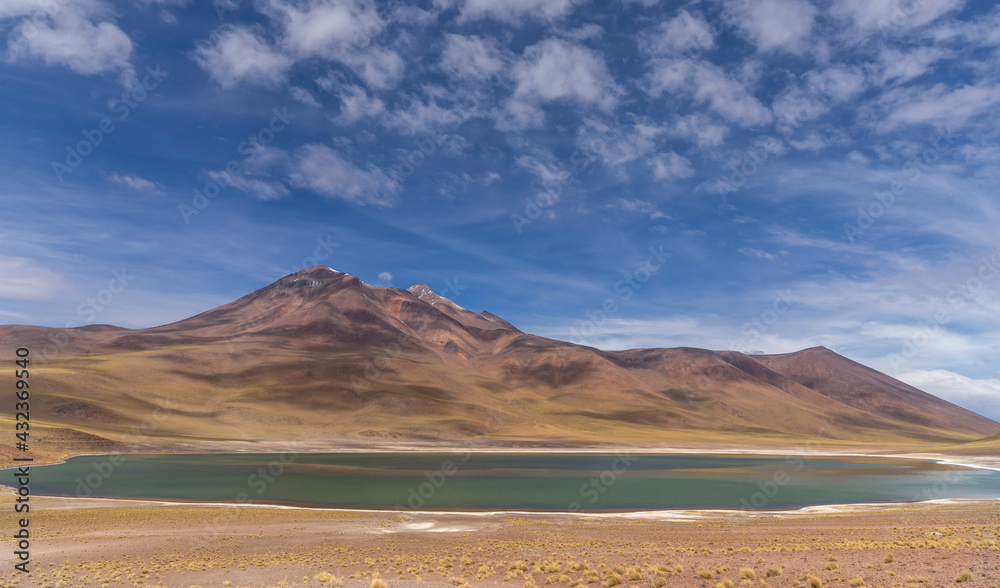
[290,86,321,108]
[648,151,694,180]
[639,9,714,56]
[647,58,771,127]
[6,2,134,83]
[341,46,405,90]
[290,144,398,206]
[108,173,158,191]
[260,0,382,55]
[502,38,621,130]
[385,91,467,135]
[457,0,582,23]
[192,26,291,88]
[207,170,291,201]
[831,0,964,35]
[576,119,661,168]
[895,369,1000,420]
[846,150,870,165]
[377,271,393,283]
[516,151,569,188]
[0,256,68,301]
[772,66,866,130]
[439,34,505,80]
[873,46,950,85]
[669,113,729,149]
[738,247,778,260]
[723,0,817,53]
[876,81,1000,132]
[255,0,404,89]
[614,198,670,220]
[330,84,385,124]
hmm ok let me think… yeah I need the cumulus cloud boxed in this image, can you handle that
[648,152,694,180]
[0,255,68,301]
[330,83,385,124]
[646,58,771,127]
[207,171,291,200]
[377,271,393,283]
[457,0,583,23]
[738,247,778,260]
[772,66,867,130]
[723,0,818,53]
[439,33,505,80]
[259,0,404,89]
[192,26,291,88]
[895,369,1000,420]
[108,173,158,191]
[831,0,964,36]
[502,38,621,130]
[668,113,729,149]
[515,151,569,188]
[5,1,135,83]
[614,198,671,220]
[875,81,1000,132]
[290,86,321,108]
[639,9,714,56]
[575,118,662,168]
[289,144,398,206]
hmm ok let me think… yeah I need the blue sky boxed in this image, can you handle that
[1,0,999,420]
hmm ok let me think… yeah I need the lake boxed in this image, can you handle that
[16,453,1000,511]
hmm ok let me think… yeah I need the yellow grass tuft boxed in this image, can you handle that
[955,572,974,583]
[739,568,755,580]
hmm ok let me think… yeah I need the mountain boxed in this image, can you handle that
[1,267,997,461]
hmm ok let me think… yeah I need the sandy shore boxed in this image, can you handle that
[2,495,997,588]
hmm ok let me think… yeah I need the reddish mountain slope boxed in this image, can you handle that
[1,267,996,454]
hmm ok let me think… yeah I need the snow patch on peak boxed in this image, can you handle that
[321,266,343,273]
[408,284,439,305]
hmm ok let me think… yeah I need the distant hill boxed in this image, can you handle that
[2,266,997,461]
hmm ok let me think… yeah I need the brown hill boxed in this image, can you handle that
[2,266,997,457]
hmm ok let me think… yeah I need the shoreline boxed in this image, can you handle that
[8,445,1000,473]
[20,493,1000,521]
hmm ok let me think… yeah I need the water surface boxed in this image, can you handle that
[16,453,1000,511]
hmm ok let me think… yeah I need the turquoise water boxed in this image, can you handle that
[11,453,1000,511]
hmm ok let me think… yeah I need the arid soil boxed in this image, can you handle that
[2,495,997,588]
